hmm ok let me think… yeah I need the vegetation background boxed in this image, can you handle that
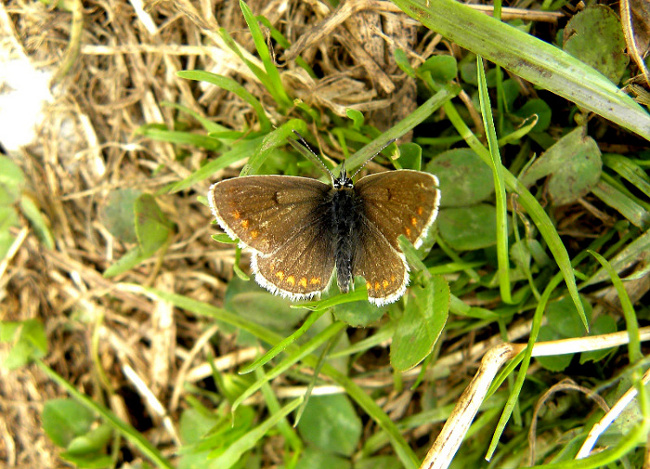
[0,0,649,468]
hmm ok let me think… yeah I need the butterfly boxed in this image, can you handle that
[208,139,441,306]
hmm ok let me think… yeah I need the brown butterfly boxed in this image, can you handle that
[209,142,440,306]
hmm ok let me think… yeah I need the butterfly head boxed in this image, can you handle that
[332,162,354,190]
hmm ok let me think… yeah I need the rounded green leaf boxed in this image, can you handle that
[437,204,497,250]
[563,5,629,85]
[426,149,494,207]
[98,188,140,244]
[297,394,362,457]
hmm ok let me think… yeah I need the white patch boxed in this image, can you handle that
[0,57,53,152]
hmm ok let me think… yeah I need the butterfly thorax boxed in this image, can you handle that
[328,172,363,293]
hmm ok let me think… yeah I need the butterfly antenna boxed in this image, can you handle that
[350,138,397,179]
[289,130,336,183]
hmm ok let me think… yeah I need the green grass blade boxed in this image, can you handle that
[212,397,302,468]
[477,56,511,303]
[588,251,641,364]
[444,102,587,328]
[239,0,292,111]
[239,309,328,375]
[584,228,650,286]
[345,86,457,170]
[169,135,265,193]
[241,119,308,176]
[232,322,347,413]
[177,70,271,131]
[485,273,564,459]
[394,0,650,140]
[592,180,650,228]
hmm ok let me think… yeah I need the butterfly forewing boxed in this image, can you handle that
[209,175,331,255]
[352,220,408,306]
[253,223,336,300]
[355,170,440,249]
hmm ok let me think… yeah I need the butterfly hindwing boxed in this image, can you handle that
[352,219,408,306]
[209,175,331,255]
[252,222,336,300]
[355,170,440,249]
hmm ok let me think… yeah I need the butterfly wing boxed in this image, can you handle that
[354,170,440,249]
[209,175,336,299]
[352,220,408,306]
[252,223,336,300]
[209,175,331,255]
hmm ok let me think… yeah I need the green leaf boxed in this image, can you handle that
[345,109,365,129]
[333,299,385,327]
[102,247,147,278]
[0,206,20,259]
[437,204,498,250]
[98,188,141,243]
[520,126,602,205]
[537,296,593,371]
[393,48,416,78]
[514,98,552,133]
[211,398,302,467]
[580,315,617,364]
[298,394,362,457]
[0,155,25,203]
[178,408,220,444]
[224,276,307,338]
[563,5,629,85]
[296,447,351,469]
[536,326,572,371]
[2,319,48,369]
[396,143,422,171]
[390,275,449,371]
[134,193,174,256]
[42,398,96,447]
[19,194,55,249]
[64,423,112,455]
[418,55,457,83]
[426,149,494,207]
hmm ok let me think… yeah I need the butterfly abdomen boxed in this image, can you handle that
[329,187,363,293]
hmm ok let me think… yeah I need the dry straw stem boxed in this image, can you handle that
[577,367,650,459]
[420,326,650,469]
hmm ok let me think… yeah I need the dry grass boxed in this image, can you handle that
[0,0,446,466]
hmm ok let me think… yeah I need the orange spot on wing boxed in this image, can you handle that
[391,274,396,282]
[299,277,307,288]
[417,206,423,215]
[276,271,285,280]
[287,276,296,286]
[375,282,381,290]
[411,217,418,227]
[405,227,411,236]
[366,282,372,290]
[241,219,249,229]
[310,278,321,285]
[250,230,259,239]
[382,280,389,289]
[233,210,241,219]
